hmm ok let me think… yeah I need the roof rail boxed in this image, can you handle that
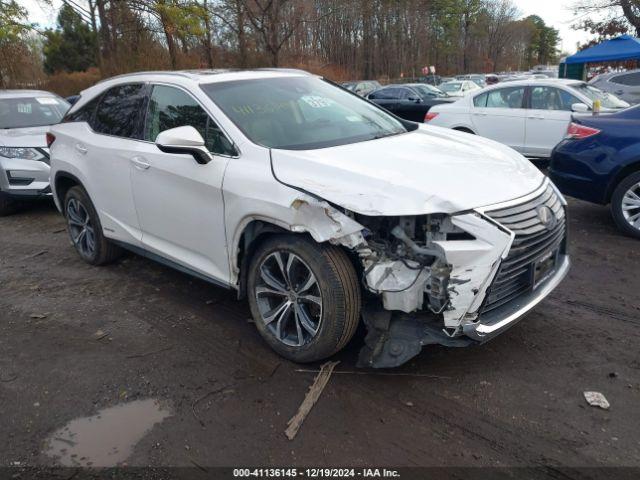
[94,67,311,86]
[95,70,196,84]
[254,68,311,75]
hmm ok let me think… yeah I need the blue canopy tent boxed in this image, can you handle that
[560,35,640,80]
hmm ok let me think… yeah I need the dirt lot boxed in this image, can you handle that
[1,197,639,475]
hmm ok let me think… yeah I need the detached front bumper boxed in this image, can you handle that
[358,255,570,368]
[463,254,570,342]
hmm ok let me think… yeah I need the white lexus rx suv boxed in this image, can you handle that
[49,70,570,368]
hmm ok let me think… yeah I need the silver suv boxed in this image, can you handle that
[0,90,69,215]
[590,70,640,105]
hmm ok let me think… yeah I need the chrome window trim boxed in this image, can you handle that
[66,80,242,159]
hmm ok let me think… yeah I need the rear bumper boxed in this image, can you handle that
[548,167,607,205]
[549,143,610,205]
[463,254,570,342]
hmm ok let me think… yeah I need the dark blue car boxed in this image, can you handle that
[549,105,640,238]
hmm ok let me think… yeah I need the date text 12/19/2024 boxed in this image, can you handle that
[233,469,401,478]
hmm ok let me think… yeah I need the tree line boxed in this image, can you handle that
[0,0,580,91]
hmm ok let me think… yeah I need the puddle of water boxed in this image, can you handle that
[45,398,171,467]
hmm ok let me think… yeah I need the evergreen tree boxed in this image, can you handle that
[43,4,97,74]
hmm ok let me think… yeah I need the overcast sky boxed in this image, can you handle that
[514,0,594,53]
[23,0,594,56]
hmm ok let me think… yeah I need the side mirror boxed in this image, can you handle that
[155,126,212,164]
[571,103,590,113]
[408,96,422,103]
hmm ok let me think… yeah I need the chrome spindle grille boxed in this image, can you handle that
[482,184,566,314]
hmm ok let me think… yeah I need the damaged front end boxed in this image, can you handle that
[325,181,569,368]
[351,212,513,367]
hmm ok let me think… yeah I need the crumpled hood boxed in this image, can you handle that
[271,125,544,216]
[0,126,49,148]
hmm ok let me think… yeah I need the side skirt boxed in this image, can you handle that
[112,240,233,291]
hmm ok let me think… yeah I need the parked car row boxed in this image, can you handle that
[366,83,455,121]
[340,74,640,239]
[425,79,629,159]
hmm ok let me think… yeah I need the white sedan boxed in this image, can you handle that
[437,80,481,97]
[426,79,629,159]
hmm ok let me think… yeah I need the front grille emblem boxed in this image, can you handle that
[536,205,557,230]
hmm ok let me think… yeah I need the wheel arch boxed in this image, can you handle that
[453,126,476,134]
[232,204,366,299]
[53,171,84,213]
[605,159,640,203]
[234,218,292,299]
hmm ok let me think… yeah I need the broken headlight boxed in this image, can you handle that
[355,214,473,313]
[357,213,473,265]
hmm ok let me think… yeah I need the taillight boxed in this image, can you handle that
[424,112,439,122]
[46,132,56,148]
[566,122,600,139]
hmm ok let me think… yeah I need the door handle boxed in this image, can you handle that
[527,115,544,120]
[131,157,150,170]
[75,143,88,154]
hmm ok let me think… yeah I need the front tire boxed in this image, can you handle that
[611,171,640,239]
[247,235,361,363]
[64,186,123,265]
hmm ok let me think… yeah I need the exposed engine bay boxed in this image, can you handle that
[329,209,516,368]
[354,214,471,314]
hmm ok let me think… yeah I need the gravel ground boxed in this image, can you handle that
[0,197,639,475]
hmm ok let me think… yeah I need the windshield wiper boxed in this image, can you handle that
[371,130,405,140]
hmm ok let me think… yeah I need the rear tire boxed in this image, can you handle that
[247,234,361,363]
[0,192,19,216]
[64,186,123,265]
[611,171,640,239]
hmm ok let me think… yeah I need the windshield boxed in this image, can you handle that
[201,77,407,150]
[439,82,462,92]
[0,96,70,129]
[569,83,629,110]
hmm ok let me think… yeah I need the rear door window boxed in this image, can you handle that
[93,83,146,139]
[611,72,640,86]
[371,88,403,99]
[485,87,525,108]
[473,92,488,107]
[63,95,101,124]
